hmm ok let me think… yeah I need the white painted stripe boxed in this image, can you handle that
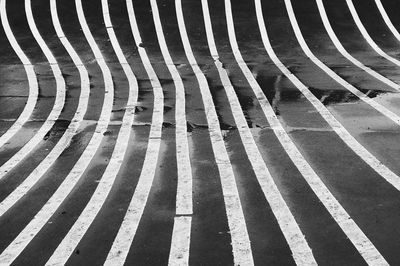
[316,0,400,90]
[103,0,165,264]
[0,0,31,65]
[141,0,192,218]
[128,0,194,263]
[346,0,400,68]
[51,0,85,67]
[286,0,400,129]
[172,16,193,218]
[0,0,66,180]
[0,0,90,218]
[0,0,115,263]
[285,0,400,191]
[104,138,161,266]
[147,0,193,264]
[44,0,141,264]
[176,0,253,265]
[375,0,400,43]
[103,11,164,266]
[0,0,38,149]
[168,216,192,266]
[199,0,316,264]
[255,0,388,264]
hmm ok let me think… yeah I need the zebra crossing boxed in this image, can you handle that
[1,0,400,264]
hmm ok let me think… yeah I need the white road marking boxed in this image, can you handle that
[169,216,192,266]
[0,0,91,218]
[316,0,400,90]
[0,0,393,265]
[346,0,400,67]
[0,0,116,263]
[286,0,400,129]
[0,0,66,180]
[256,0,389,264]
[0,0,38,149]
[44,0,143,264]
[139,0,194,265]
[103,0,164,265]
[285,0,400,191]
[176,0,254,265]
[199,0,316,263]
[375,0,400,43]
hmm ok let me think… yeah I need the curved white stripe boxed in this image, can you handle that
[0,0,115,263]
[198,0,316,264]
[168,0,197,262]
[0,0,66,180]
[316,0,399,90]
[375,0,400,43]
[285,0,400,191]
[168,216,191,266]
[0,0,38,149]
[286,0,400,129]
[44,0,141,263]
[103,0,166,264]
[175,0,254,264]
[0,0,91,218]
[125,0,194,265]
[346,0,400,67]
[256,0,388,264]
[172,13,193,219]
[103,0,165,264]
[138,0,193,264]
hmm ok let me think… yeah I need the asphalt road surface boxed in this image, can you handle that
[1,0,400,265]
